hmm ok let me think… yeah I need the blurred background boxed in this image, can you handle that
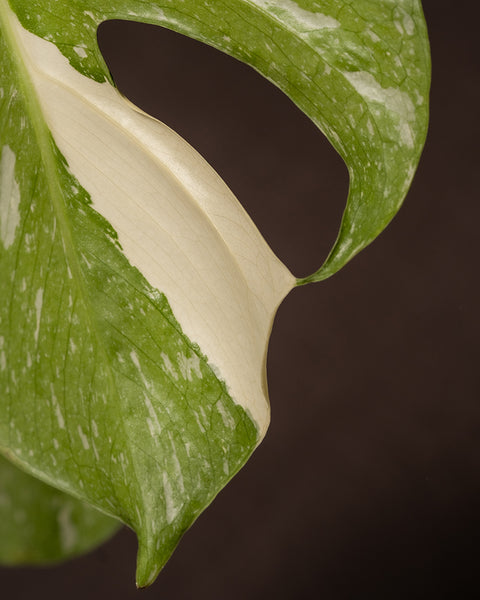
[2,1,479,598]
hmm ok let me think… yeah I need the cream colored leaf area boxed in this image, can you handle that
[8,9,296,436]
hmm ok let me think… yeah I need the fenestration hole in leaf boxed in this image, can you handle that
[97,19,348,279]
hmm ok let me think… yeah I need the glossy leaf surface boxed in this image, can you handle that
[0,0,430,586]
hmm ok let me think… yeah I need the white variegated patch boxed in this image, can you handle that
[0,144,21,249]
[343,70,416,148]
[253,0,340,32]
[8,8,295,436]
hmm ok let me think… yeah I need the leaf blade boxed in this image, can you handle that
[0,454,120,564]
[1,0,430,586]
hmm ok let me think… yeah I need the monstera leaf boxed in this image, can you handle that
[0,0,430,587]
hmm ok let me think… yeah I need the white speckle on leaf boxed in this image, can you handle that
[253,0,340,32]
[403,13,415,36]
[130,350,141,370]
[0,145,21,249]
[34,288,43,343]
[118,452,128,475]
[81,253,92,269]
[194,412,206,434]
[415,90,424,106]
[223,459,230,475]
[78,425,90,450]
[161,352,178,380]
[406,164,416,182]
[153,7,165,20]
[144,392,162,437]
[398,122,414,148]
[51,384,65,429]
[216,401,236,430]
[365,29,380,43]
[73,46,87,59]
[177,352,202,381]
[168,433,185,493]
[162,472,181,525]
[130,349,156,393]
[91,439,100,461]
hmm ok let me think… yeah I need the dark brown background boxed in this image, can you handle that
[2,1,479,598]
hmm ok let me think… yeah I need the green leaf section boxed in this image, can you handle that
[0,0,258,586]
[0,454,120,564]
[10,0,430,281]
